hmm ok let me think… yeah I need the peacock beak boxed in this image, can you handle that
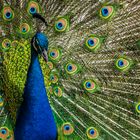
[32,37,48,62]
[42,49,48,62]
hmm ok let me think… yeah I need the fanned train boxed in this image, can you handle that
[0,0,140,140]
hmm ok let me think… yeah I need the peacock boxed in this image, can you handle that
[0,0,140,140]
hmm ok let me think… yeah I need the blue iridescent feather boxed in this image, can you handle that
[14,33,57,140]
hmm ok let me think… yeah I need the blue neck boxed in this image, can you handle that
[23,46,44,98]
[24,46,44,98]
[31,46,38,63]
[14,46,57,140]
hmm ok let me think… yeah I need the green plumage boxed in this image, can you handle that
[0,0,140,140]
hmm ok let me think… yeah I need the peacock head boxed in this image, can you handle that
[31,13,49,62]
[32,32,48,62]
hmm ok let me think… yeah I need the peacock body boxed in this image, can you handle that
[0,0,140,140]
[14,31,57,139]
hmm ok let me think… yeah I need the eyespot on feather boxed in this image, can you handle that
[54,17,69,32]
[86,127,99,139]
[2,7,14,21]
[1,39,11,51]
[62,122,74,135]
[19,23,30,34]
[100,6,115,19]
[115,57,133,72]
[83,79,99,94]
[27,1,40,15]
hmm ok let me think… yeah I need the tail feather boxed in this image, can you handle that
[0,0,140,139]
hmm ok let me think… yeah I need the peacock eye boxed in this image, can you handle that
[55,17,69,32]
[2,7,14,21]
[53,86,63,97]
[100,6,115,19]
[62,123,74,135]
[48,49,62,62]
[83,79,98,94]
[2,39,11,50]
[27,1,40,15]
[115,57,131,71]
[136,102,140,113]
[20,23,30,34]
[35,39,39,45]
[65,62,80,75]
[86,127,99,139]
[85,35,101,52]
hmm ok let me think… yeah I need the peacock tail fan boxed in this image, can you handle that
[0,0,140,140]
